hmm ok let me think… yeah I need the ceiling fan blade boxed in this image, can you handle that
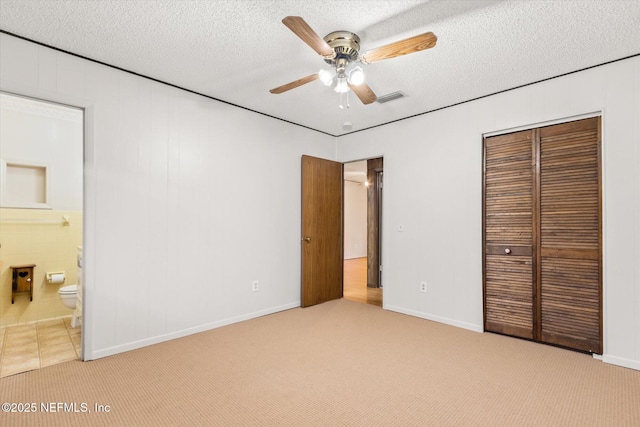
[361,32,437,63]
[282,16,335,58]
[270,74,319,94]
[348,82,377,105]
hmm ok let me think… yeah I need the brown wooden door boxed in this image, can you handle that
[538,117,602,353]
[301,155,344,307]
[367,158,383,288]
[483,117,602,354]
[483,130,535,339]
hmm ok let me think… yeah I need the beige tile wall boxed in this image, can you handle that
[0,209,82,326]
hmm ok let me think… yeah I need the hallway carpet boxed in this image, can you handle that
[1,299,638,426]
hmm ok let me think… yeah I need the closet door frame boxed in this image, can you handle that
[482,113,603,353]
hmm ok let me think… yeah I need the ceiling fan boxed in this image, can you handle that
[269,16,437,105]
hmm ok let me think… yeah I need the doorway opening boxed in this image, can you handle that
[0,92,83,377]
[343,158,383,307]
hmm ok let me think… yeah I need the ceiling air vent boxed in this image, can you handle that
[376,91,406,104]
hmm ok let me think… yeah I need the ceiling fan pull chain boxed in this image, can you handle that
[338,91,351,110]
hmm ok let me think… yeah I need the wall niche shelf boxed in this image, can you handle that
[0,159,51,209]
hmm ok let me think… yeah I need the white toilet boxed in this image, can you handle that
[58,284,78,309]
[58,284,81,328]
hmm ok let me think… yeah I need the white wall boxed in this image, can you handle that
[344,180,367,259]
[0,94,83,210]
[337,56,640,371]
[3,31,638,372]
[0,33,336,360]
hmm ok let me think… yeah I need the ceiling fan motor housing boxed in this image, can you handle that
[323,31,361,69]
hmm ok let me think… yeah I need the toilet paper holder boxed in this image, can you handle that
[46,271,66,283]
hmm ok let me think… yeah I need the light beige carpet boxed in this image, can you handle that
[1,299,638,426]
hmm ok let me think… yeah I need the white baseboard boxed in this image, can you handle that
[85,302,640,373]
[602,354,640,371]
[384,305,483,333]
[88,302,300,360]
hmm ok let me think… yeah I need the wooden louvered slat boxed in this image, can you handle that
[541,257,600,352]
[483,130,534,339]
[539,117,601,353]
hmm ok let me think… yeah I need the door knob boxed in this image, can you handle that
[302,236,311,243]
[504,248,511,254]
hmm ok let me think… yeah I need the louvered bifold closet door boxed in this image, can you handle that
[538,117,602,353]
[484,130,535,339]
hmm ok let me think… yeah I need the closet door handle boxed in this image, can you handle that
[302,236,311,243]
[504,248,511,254]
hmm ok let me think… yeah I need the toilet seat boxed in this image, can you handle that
[59,284,78,294]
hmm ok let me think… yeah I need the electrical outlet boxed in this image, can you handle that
[252,280,259,292]
[420,281,427,293]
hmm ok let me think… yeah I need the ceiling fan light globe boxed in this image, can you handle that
[318,68,335,86]
[334,78,349,93]
[348,67,365,86]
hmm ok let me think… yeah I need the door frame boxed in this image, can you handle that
[482,111,603,353]
[300,154,384,307]
[0,90,89,360]
[326,156,385,302]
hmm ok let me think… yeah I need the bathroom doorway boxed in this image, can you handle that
[343,158,383,307]
[0,92,83,377]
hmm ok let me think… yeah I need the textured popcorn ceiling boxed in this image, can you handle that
[1,0,639,136]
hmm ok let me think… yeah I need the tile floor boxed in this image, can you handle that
[0,317,81,378]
